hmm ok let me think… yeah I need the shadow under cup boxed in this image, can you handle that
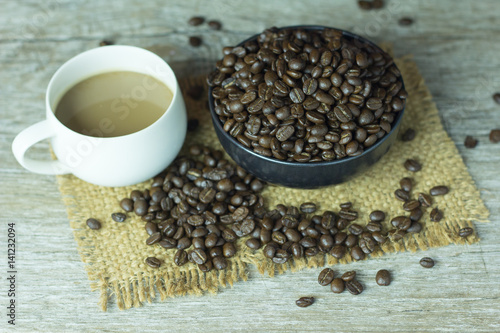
[45,46,187,186]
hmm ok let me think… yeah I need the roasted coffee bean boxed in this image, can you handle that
[174,249,188,266]
[318,268,335,286]
[404,159,421,172]
[300,202,317,214]
[296,297,314,308]
[418,192,432,207]
[400,177,412,192]
[191,249,208,265]
[420,257,434,268]
[345,279,363,295]
[120,198,134,212]
[464,136,478,148]
[390,229,406,242]
[358,0,372,10]
[341,270,356,282]
[403,200,420,211]
[330,245,346,259]
[272,249,290,264]
[394,189,410,202]
[188,16,204,26]
[348,224,363,235]
[369,210,385,222]
[111,212,126,222]
[366,221,382,233]
[398,17,414,26]
[406,221,422,233]
[99,40,114,46]
[213,256,228,270]
[339,209,358,221]
[493,93,500,104]
[134,199,148,216]
[430,207,443,222]
[189,36,202,47]
[222,242,236,257]
[264,243,277,259]
[458,227,474,238]
[376,269,391,286]
[146,232,162,245]
[246,238,261,249]
[490,129,500,143]
[208,20,222,30]
[159,237,177,249]
[331,278,345,293]
[344,234,358,248]
[177,237,192,250]
[145,257,161,268]
[409,208,423,222]
[86,218,101,230]
[145,222,158,236]
[372,231,387,244]
[351,246,365,261]
[430,185,449,196]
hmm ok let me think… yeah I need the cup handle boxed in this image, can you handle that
[12,120,71,175]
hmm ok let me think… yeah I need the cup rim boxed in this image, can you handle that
[208,25,406,167]
[46,45,180,139]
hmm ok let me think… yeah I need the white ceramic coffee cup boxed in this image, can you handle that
[12,45,187,187]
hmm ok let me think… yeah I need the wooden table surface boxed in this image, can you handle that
[1,1,499,332]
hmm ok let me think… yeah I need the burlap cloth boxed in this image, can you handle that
[56,53,489,311]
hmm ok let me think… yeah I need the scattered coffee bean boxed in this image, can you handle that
[464,136,478,148]
[318,268,335,286]
[458,227,474,238]
[376,269,391,286]
[99,40,114,46]
[188,16,204,26]
[430,207,443,222]
[404,159,421,172]
[345,279,364,295]
[86,218,101,230]
[493,93,500,104]
[111,212,127,222]
[146,232,162,245]
[358,0,371,9]
[300,202,317,214]
[189,36,202,47]
[418,192,432,207]
[296,296,315,308]
[174,249,188,266]
[394,189,410,202]
[341,270,356,282]
[246,238,261,249]
[490,129,500,143]
[120,198,134,212]
[145,257,161,268]
[420,257,434,268]
[331,278,345,293]
[398,17,414,26]
[208,20,222,30]
[429,185,449,196]
[401,128,416,142]
[369,210,385,222]
[400,177,412,192]
[406,221,422,233]
[213,256,228,270]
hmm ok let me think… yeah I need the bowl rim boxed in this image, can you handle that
[208,25,406,168]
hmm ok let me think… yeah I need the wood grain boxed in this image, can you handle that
[0,0,499,332]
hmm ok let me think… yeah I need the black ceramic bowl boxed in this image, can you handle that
[208,26,406,189]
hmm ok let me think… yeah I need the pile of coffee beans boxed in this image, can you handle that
[117,145,266,271]
[208,27,407,162]
[252,202,390,264]
[317,268,365,295]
